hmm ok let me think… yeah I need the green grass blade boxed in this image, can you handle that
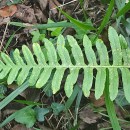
[79,0,87,20]
[0,81,29,110]
[64,85,80,110]
[97,0,114,35]
[3,27,21,52]
[104,69,121,130]
[9,22,74,29]
[58,8,96,31]
[116,1,130,17]
[74,86,82,126]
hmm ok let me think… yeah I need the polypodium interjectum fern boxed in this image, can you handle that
[0,26,130,102]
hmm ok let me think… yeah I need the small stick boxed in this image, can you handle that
[0,22,9,52]
[50,0,77,10]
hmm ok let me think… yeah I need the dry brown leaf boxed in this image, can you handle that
[8,84,40,101]
[79,106,101,124]
[14,4,37,23]
[0,5,17,17]
[0,0,7,9]
[3,102,24,117]
[22,88,41,102]
[0,128,4,130]
[89,92,105,107]
[49,0,58,15]
[53,0,61,6]
[34,5,47,23]
[37,0,48,11]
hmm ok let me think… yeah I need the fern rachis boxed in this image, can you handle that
[0,26,130,103]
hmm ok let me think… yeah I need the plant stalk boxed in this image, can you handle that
[104,69,121,130]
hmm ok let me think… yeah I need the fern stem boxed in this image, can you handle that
[104,69,121,130]
[11,65,130,68]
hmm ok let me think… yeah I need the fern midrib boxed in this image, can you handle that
[1,65,130,69]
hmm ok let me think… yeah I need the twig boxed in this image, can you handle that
[50,0,78,10]
[56,115,64,129]
[0,22,9,52]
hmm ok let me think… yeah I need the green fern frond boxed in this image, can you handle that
[0,26,130,102]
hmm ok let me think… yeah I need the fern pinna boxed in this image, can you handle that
[0,26,130,102]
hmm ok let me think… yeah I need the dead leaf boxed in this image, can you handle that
[98,122,111,130]
[0,0,7,9]
[37,0,48,11]
[49,0,58,15]
[3,102,24,117]
[89,92,105,107]
[0,5,17,17]
[23,88,41,102]
[79,106,101,124]
[34,5,47,23]
[14,4,37,23]
[0,16,4,25]
[53,0,61,6]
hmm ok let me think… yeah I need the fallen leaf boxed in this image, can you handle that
[0,0,7,9]
[89,92,105,107]
[0,17,10,25]
[0,5,17,17]
[49,0,58,15]
[23,88,41,102]
[3,102,24,118]
[37,0,48,11]
[8,84,40,102]
[79,106,101,124]
[14,4,37,23]
[34,5,47,23]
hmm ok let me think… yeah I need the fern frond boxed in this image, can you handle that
[0,26,130,102]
